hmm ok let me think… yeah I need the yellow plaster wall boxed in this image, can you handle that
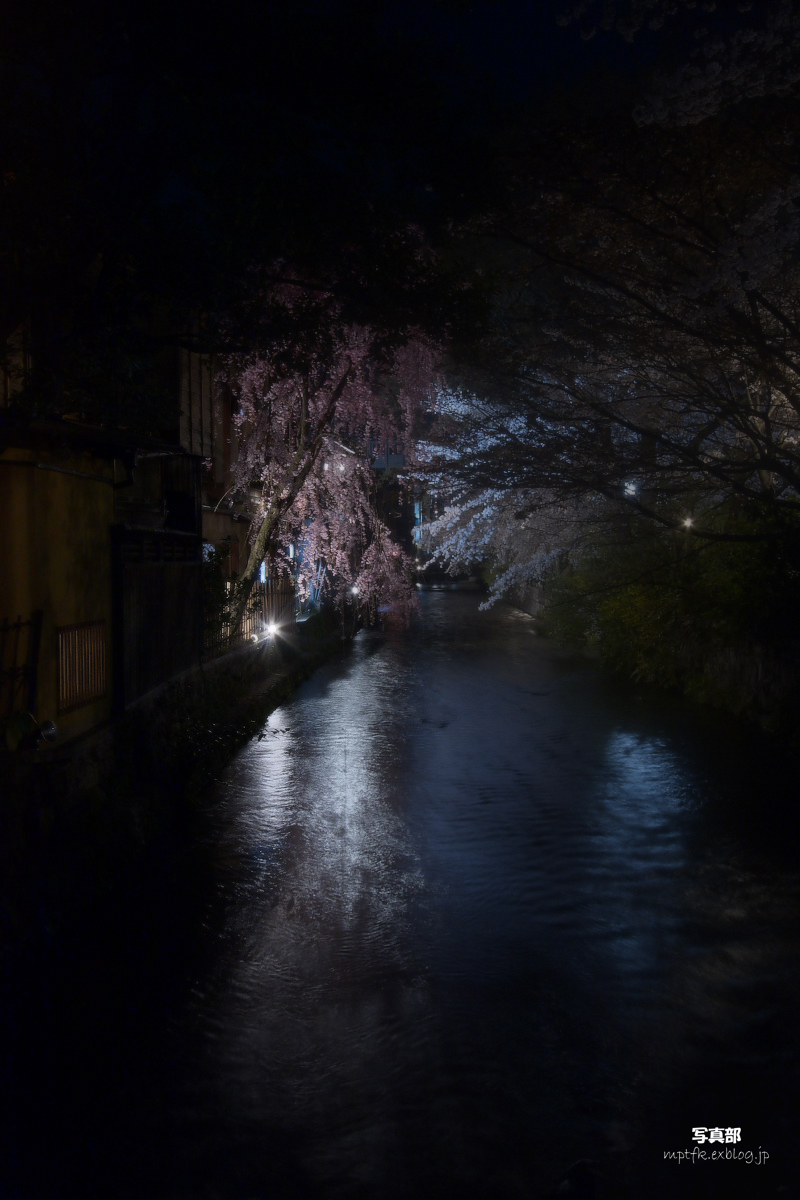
[0,447,115,741]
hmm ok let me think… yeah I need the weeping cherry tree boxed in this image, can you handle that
[221,278,437,629]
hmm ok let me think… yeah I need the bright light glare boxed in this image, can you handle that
[351,587,359,595]
[624,482,637,495]
[267,622,279,635]
[683,517,693,528]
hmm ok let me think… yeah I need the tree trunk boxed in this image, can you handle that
[227,364,353,633]
[228,502,283,633]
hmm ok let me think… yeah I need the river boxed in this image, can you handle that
[5,592,800,1199]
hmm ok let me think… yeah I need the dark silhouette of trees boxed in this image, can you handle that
[434,77,800,551]
[422,8,800,712]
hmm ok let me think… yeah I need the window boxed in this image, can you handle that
[57,622,107,712]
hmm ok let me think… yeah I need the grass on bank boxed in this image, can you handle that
[537,507,800,735]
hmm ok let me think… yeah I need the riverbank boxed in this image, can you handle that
[503,580,800,743]
[0,610,348,903]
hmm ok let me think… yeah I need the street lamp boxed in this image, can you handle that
[249,622,279,644]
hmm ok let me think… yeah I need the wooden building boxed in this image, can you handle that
[0,417,204,746]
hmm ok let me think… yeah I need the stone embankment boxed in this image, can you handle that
[0,612,347,883]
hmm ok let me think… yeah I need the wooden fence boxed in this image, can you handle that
[203,579,296,658]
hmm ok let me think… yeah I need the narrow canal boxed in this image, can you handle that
[6,592,800,1199]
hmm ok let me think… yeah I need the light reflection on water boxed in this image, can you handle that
[171,594,800,1199]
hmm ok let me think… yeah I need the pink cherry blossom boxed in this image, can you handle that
[220,276,438,627]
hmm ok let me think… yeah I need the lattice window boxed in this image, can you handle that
[57,622,107,712]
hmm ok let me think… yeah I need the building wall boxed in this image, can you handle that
[179,349,214,459]
[0,446,115,741]
[202,508,251,578]
[178,350,250,575]
[112,526,203,709]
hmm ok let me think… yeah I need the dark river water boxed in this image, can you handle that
[5,592,800,1199]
